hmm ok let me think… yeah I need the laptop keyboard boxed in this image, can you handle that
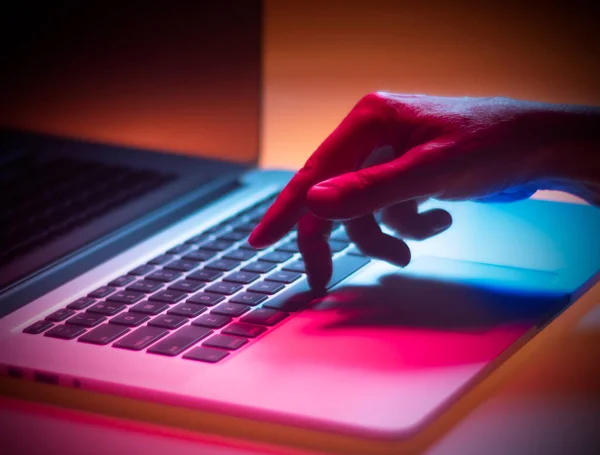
[23,194,370,363]
[1,153,174,265]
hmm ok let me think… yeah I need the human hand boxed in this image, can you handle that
[249,93,600,292]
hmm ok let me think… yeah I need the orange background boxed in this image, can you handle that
[262,0,600,168]
[1,1,598,168]
[0,2,261,163]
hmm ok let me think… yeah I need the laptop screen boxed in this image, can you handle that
[0,2,261,164]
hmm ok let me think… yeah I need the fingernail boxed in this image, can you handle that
[432,220,451,233]
[308,182,342,204]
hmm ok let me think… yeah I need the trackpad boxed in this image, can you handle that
[258,257,568,379]
[400,256,560,294]
[318,256,568,329]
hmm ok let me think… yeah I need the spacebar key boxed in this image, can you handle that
[148,326,213,356]
[327,254,370,290]
[264,254,371,311]
[113,326,168,351]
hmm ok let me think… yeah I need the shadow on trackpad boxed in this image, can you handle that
[312,256,567,333]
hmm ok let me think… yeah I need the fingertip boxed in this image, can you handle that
[302,246,333,293]
[247,228,261,248]
[307,273,329,295]
[248,224,271,249]
[422,209,453,234]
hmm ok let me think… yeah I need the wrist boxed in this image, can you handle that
[522,103,600,185]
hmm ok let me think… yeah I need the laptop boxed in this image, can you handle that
[1,3,600,454]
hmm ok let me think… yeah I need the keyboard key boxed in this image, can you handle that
[211,303,251,317]
[187,269,223,282]
[45,324,86,340]
[205,223,229,235]
[266,271,301,284]
[88,286,115,298]
[183,346,229,363]
[235,222,258,233]
[110,312,149,327]
[66,313,106,328]
[229,292,266,306]
[108,275,136,287]
[146,269,182,282]
[262,294,309,312]
[246,206,269,220]
[129,301,169,315]
[86,301,126,316]
[45,308,75,322]
[164,259,199,273]
[23,320,54,334]
[187,292,224,306]
[149,289,187,304]
[331,230,350,242]
[166,244,192,255]
[128,264,156,276]
[239,244,264,254]
[202,239,235,251]
[247,281,285,295]
[107,290,145,304]
[205,282,243,295]
[346,246,365,257]
[241,261,276,274]
[147,326,213,356]
[185,233,211,244]
[222,249,257,261]
[126,280,163,293]
[203,334,248,350]
[67,297,96,310]
[329,240,349,253]
[218,230,248,242]
[148,314,188,330]
[192,313,231,329]
[276,241,299,253]
[282,260,306,273]
[241,308,289,326]
[183,249,216,262]
[148,254,175,265]
[222,322,267,338]
[79,324,129,345]
[260,251,293,263]
[168,302,207,318]
[113,326,169,351]
[205,258,240,272]
[223,271,259,284]
[168,280,205,293]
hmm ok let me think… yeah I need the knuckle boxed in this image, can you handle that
[353,169,375,190]
[352,92,398,138]
[355,92,389,109]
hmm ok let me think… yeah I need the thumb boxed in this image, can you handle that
[306,141,449,220]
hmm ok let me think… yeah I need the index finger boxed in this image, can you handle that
[248,95,397,248]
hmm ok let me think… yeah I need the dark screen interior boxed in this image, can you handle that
[0,1,261,163]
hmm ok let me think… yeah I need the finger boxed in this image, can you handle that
[306,139,455,220]
[249,94,397,248]
[297,212,333,293]
[381,201,452,240]
[344,215,410,266]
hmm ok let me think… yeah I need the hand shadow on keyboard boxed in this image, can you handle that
[305,273,569,334]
